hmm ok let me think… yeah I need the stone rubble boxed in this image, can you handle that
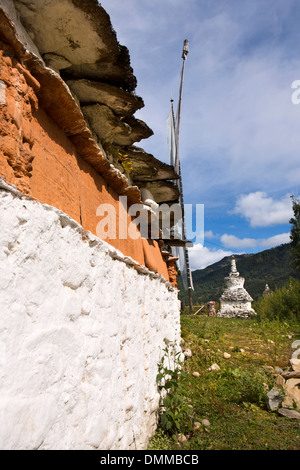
[208,363,220,372]
[278,408,300,419]
[223,352,231,359]
[266,339,300,419]
[183,348,192,358]
[201,419,211,427]
[266,389,283,411]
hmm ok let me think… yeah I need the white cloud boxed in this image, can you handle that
[220,234,257,248]
[189,244,233,270]
[99,0,300,235]
[259,232,291,247]
[232,192,293,227]
[220,232,290,249]
[190,231,290,271]
[204,230,217,238]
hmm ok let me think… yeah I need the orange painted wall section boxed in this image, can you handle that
[142,239,170,281]
[0,43,170,281]
[28,107,147,269]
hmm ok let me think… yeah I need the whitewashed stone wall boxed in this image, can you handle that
[0,181,181,450]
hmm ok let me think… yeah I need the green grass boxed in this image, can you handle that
[148,315,300,450]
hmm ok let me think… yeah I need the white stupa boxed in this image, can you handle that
[217,256,256,318]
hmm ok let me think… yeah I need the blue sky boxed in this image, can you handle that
[99,0,300,269]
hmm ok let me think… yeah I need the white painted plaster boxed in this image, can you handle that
[0,181,181,450]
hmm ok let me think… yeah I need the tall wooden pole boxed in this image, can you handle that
[175,40,194,315]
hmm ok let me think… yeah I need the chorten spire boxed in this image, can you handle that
[230,256,239,276]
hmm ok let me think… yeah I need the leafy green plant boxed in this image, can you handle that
[147,429,173,450]
[254,277,300,321]
[156,341,193,436]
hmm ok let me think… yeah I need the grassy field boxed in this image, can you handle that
[148,315,300,450]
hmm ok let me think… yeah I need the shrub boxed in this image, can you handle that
[290,196,300,273]
[254,277,300,321]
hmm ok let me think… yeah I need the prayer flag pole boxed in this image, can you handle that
[174,40,194,314]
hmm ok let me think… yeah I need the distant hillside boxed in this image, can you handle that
[178,243,299,305]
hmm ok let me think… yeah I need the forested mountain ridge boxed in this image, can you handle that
[178,244,299,305]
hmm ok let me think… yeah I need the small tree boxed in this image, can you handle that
[289,196,300,272]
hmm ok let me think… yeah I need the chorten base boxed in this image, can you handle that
[217,308,256,319]
[217,300,256,318]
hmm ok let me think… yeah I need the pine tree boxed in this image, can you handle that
[289,196,300,272]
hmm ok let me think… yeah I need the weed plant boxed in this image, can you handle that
[156,341,194,437]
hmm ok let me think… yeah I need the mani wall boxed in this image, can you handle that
[0,0,182,449]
